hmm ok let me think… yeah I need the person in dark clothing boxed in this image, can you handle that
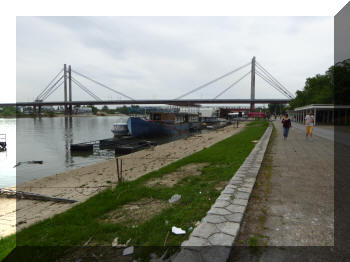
[281,113,292,140]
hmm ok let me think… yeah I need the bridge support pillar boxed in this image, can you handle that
[250,56,256,112]
[64,64,68,116]
[68,65,73,115]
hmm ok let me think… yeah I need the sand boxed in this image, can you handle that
[0,123,246,238]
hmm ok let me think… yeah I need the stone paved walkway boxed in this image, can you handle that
[235,120,334,248]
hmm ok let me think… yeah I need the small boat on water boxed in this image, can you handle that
[111,118,129,136]
[127,110,200,138]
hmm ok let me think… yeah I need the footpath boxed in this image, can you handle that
[232,120,334,260]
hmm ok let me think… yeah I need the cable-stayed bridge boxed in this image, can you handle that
[1,57,294,114]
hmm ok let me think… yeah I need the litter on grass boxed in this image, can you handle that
[172,226,186,235]
[168,194,181,203]
[123,246,134,256]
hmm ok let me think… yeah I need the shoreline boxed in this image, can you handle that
[0,122,247,238]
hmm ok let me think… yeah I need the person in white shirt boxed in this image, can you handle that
[304,111,314,139]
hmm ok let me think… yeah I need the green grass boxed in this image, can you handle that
[0,235,15,261]
[248,236,259,247]
[0,120,268,261]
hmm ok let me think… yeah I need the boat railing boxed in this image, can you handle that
[0,134,6,151]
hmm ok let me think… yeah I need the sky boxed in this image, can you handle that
[15,16,333,104]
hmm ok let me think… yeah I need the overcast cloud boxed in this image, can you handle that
[16,16,333,103]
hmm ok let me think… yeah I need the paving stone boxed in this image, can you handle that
[225,204,245,213]
[203,214,227,224]
[235,191,250,200]
[241,182,254,188]
[182,236,209,247]
[229,180,243,185]
[225,185,237,190]
[221,187,235,195]
[208,207,232,216]
[225,212,244,223]
[208,232,235,246]
[212,200,230,208]
[217,195,232,201]
[237,187,251,193]
[191,222,218,239]
[216,221,240,236]
[232,198,248,206]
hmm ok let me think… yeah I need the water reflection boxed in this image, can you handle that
[64,117,73,166]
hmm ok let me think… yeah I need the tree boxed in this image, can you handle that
[287,60,350,109]
[88,105,98,115]
[101,105,109,112]
[333,59,350,105]
[268,104,287,115]
[2,106,16,116]
[116,106,129,114]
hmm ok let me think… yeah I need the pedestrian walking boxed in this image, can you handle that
[305,111,314,139]
[281,113,291,140]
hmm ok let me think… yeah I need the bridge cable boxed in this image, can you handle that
[255,61,294,98]
[256,62,294,98]
[40,75,64,101]
[255,69,292,99]
[256,65,294,99]
[41,79,65,101]
[71,77,103,101]
[255,69,293,99]
[255,69,294,99]
[213,70,251,99]
[71,77,102,101]
[71,70,135,100]
[175,61,251,100]
[36,68,64,100]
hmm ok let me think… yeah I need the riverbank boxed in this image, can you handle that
[0,120,268,262]
[0,122,247,238]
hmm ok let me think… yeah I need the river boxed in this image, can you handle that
[0,115,197,187]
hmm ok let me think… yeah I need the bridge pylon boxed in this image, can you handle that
[63,64,68,115]
[68,65,72,115]
[250,56,256,111]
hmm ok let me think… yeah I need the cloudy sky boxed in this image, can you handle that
[16,16,333,103]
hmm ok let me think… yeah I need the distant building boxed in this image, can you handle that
[41,106,54,112]
[289,104,350,125]
[73,107,93,114]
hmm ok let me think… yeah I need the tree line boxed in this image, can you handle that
[289,58,349,109]
[267,58,349,114]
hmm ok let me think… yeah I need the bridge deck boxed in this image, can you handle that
[0,99,290,107]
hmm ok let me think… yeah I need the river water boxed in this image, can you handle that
[0,116,197,187]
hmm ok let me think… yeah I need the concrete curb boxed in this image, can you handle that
[172,124,273,262]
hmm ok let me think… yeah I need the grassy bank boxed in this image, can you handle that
[1,120,268,261]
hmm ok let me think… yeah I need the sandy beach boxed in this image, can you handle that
[0,123,246,238]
